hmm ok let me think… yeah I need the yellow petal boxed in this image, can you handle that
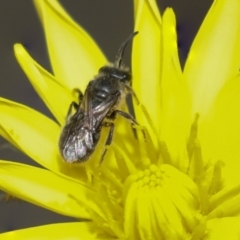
[0,97,88,181]
[132,0,162,139]
[160,8,191,170]
[159,165,200,231]
[196,217,240,240]
[209,184,240,212]
[199,75,240,184]
[34,0,107,90]
[0,160,95,219]
[151,189,186,239]
[184,0,240,116]
[14,43,72,125]
[124,179,140,239]
[0,97,60,171]
[0,222,111,240]
[137,188,153,239]
[208,192,240,219]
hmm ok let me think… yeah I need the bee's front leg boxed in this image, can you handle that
[66,89,83,119]
[72,88,83,103]
[66,102,79,119]
[125,85,140,105]
[112,110,146,140]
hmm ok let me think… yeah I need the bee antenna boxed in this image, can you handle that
[115,31,138,68]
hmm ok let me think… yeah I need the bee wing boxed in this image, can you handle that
[78,85,94,129]
[87,88,95,130]
[93,93,120,118]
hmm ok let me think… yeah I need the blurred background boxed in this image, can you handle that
[0,0,212,233]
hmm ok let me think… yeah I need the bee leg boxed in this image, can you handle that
[100,122,115,165]
[65,89,83,119]
[72,88,83,103]
[66,102,79,119]
[125,85,140,105]
[113,110,146,140]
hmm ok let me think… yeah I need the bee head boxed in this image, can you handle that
[98,32,138,84]
[99,66,131,83]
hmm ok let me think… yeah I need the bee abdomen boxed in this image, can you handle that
[60,129,97,163]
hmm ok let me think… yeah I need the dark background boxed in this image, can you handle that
[0,0,212,233]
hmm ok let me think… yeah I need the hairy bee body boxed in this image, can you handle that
[59,32,139,163]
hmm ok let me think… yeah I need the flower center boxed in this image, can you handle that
[136,164,161,189]
[123,164,201,239]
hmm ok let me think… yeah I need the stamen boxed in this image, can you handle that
[187,113,200,160]
[158,141,172,166]
[112,143,137,179]
[132,124,157,163]
[96,185,124,238]
[187,139,203,183]
[208,160,224,195]
[209,176,239,212]
[138,103,160,149]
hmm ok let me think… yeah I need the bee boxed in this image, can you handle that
[59,32,142,164]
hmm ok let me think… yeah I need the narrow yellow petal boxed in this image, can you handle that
[14,43,72,125]
[0,161,94,219]
[199,75,240,184]
[198,217,240,240]
[209,184,240,212]
[124,181,140,239]
[34,0,107,90]
[136,188,153,239]
[208,193,240,219]
[132,0,162,139]
[0,97,89,181]
[152,189,186,239]
[0,97,60,171]
[0,222,111,240]
[184,0,240,116]
[160,8,191,170]
[160,165,200,231]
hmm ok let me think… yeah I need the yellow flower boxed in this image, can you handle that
[1,0,240,239]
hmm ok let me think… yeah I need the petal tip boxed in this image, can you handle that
[162,7,176,25]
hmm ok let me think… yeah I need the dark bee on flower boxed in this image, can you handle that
[59,32,142,164]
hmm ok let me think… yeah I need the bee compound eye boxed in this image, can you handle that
[99,66,110,74]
